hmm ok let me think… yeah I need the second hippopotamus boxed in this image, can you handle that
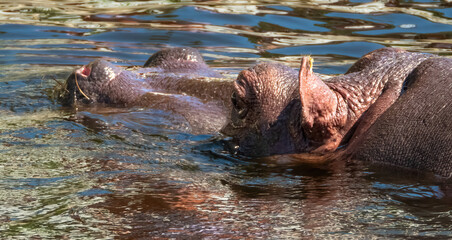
[222,47,452,177]
[58,47,233,134]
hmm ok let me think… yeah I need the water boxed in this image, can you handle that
[1,0,452,238]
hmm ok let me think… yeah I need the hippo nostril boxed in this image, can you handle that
[81,66,91,77]
[75,65,91,78]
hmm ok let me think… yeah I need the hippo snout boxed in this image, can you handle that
[58,59,127,106]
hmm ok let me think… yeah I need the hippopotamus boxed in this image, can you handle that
[58,47,233,134]
[222,47,452,178]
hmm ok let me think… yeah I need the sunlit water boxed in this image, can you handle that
[1,0,452,238]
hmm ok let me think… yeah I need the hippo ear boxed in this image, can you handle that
[298,56,341,152]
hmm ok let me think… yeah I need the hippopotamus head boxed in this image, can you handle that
[60,59,141,106]
[222,57,349,157]
[221,62,309,156]
[222,48,439,158]
[58,47,223,106]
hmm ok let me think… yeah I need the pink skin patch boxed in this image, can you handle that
[76,65,91,78]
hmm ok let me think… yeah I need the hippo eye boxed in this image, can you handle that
[231,92,248,119]
[231,92,239,108]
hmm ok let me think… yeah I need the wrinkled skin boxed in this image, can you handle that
[223,47,452,177]
[60,47,233,134]
[346,57,452,178]
[221,62,304,156]
[223,48,430,155]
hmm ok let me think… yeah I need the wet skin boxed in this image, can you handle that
[60,47,451,177]
[60,47,233,134]
[222,48,451,177]
[223,48,431,155]
[346,57,452,178]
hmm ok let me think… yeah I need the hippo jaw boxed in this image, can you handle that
[222,98,307,157]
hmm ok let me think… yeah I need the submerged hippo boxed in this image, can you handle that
[58,47,233,134]
[222,48,452,178]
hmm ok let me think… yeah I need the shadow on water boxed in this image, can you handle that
[0,0,452,238]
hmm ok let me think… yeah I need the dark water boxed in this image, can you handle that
[1,0,452,238]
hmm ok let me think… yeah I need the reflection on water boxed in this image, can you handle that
[0,0,452,238]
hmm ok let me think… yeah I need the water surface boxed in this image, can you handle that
[1,0,452,238]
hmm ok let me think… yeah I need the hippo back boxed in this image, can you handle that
[349,58,452,178]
